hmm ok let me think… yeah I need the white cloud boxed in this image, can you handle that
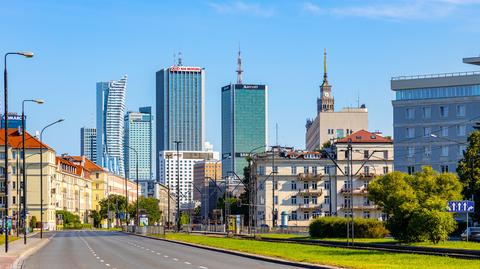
[301,0,480,21]
[209,1,274,17]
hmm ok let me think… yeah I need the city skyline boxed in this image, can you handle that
[2,1,480,157]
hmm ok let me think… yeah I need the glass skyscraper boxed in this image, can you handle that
[124,107,153,181]
[80,127,97,163]
[155,66,205,179]
[222,84,267,177]
[96,75,127,176]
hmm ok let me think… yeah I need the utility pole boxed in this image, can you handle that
[348,139,354,245]
[174,141,182,232]
[271,146,276,228]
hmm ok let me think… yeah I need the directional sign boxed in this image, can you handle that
[447,200,474,213]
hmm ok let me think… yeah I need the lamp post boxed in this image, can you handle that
[21,99,43,244]
[3,51,33,253]
[40,119,64,238]
[125,145,139,226]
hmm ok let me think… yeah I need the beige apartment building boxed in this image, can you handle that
[193,160,222,202]
[253,130,393,227]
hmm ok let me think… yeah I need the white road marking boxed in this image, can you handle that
[106,264,111,267]
[185,262,191,265]
[199,266,208,269]
[164,255,169,258]
[96,257,100,259]
[173,258,178,261]
[156,252,161,255]
[100,260,104,263]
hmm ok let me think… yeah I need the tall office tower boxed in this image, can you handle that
[96,75,127,176]
[305,49,368,151]
[392,56,480,174]
[222,49,268,177]
[155,59,205,180]
[124,107,153,181]
[80,127,97,162]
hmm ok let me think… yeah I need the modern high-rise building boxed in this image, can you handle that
[80,127,97,162]
[221,50,268,178]
[96,75,127,176]
[124,107,153,181]
[155,62,205,179]
[305,50,368,151]
[392,56,480,174]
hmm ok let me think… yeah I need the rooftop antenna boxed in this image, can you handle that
[178,52,183,66]
[357,91,360,108]
[275,123,279,146]
[173,52,176,66]
[236,45,243,84]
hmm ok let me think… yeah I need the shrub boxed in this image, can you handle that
[30,216,37,229]
[309,217,389,238]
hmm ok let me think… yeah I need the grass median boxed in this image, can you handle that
[162,233,480,269]
[259,234,480,251]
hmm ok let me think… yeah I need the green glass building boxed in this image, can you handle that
[221,84,267,178]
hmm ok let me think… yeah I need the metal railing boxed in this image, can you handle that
[391,71,480,81]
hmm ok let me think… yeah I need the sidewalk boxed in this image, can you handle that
[0,233,51,269]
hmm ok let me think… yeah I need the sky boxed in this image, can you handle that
[1,0,480,155]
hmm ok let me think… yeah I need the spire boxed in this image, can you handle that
[178,52,183,66]
[236,46,243,84]
[322,48,329,86]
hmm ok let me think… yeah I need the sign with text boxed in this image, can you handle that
[447,201,474,213]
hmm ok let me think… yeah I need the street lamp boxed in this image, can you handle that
[4,51,34,253]
[125,145,138,226]
[21,99,43,244]
[39,119,64,238]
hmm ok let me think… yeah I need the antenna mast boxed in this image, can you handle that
[236,46,243,84]
[178,52,183,66]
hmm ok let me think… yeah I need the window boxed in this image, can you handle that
[423,127,431,137]
[274,182,279,190]
[406,127,414,138]
[13,196,16,204]
[441,145,449,157]
[441,165,449,173]
[312,212,320,219]
[272,166,278,174]
[291,181,297,190]
[324,195,330,204]
[324,180,330,190]
[344,180,351,189]
[344,150,349,159]
[312,182,317,190]
[291,211,297,220]
[383,166,389,174]
[274,196,278,205]
[324,166,331,175]
[312,196,318,204]
[422,107,431,119]
[441,126,449,137]
[407,166,415,175]
[363,166,370,174]
[424,146,431,158]
[303,182,308,189]
[383,150,389,159]
[456,105,466,117]
[407,147,415,158]
[363,211,370,219]
[312,166,318,175]
[258,166,265,176]
[363,150,369,159]
[303,212,310,220]
[363,196,371,206]
[291,166,297,175]
[457,125,466,136]
[405,108,415,119]
[291,196,297,205]
[304,196,310,205]
[459,145,467,157]
[440,106,449,117]
[303,166,309,174]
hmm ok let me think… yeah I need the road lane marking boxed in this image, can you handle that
[199,266,208,269]
[164,255,169,258]
[106,264,111,267]
[173,258,178,261]
[185,262,191,265]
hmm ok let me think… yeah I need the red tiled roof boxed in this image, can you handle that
[56,156,83,176]
[70,156,105,172]
[336,130,392,144]
[0,128,53,150]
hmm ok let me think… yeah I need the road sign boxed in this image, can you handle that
[447,200,474,213]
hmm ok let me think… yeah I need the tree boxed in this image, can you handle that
[369,167,462,243]
[56,210,81,228]
[99,194,127,222]
[128,196,162,224]
[89,210,103,228]
[180,212,190,225]
[457,130,480,220]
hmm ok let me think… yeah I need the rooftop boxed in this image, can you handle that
[463,57,480,66]
[337,130,392,144]
[0,128,53,150]
[391,71,480,81]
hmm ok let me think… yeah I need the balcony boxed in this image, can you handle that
[340,203,378,210]
[352,187,368,195]
[297,189,323,196]
[340,187,352,193]
[358,173,376,179]
[297,173,324,181]
[298,204,322,210]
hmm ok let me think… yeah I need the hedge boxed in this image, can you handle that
[309,217,389,238]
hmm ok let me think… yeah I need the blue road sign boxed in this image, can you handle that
[447,200,474,213]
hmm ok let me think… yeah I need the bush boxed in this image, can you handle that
[30,216,37,229]
[309,217,389,238]
[82,223,93,229]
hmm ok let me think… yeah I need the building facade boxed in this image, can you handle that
[391,56,480,174]
[138,179,175,225]
[253,130,393,227]
[80,127,97,163]
[156,65,205,180]
[124,107,153,181]
[158,150,218,209]
[221,84,267,178]
[96,75,127,176]
[193,160,222,221]
[305,50,368,151]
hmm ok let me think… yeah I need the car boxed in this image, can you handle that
[461,227,480,241]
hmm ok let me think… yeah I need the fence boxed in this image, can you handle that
[123,225,165,235]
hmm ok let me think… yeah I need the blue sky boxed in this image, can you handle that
[1,0,480,155]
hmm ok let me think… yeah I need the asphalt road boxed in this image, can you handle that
[22,231,305,269]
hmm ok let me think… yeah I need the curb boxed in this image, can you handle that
[122,232,344,269]
[11,234,55,269]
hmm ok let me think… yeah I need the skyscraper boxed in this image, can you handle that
[124,107,153,181]
[155,60,205,179]
[96,75,127,176]
[222,50,268,177]
[80,127,97,162]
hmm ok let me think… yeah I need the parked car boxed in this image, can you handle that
[461,227,480,241]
